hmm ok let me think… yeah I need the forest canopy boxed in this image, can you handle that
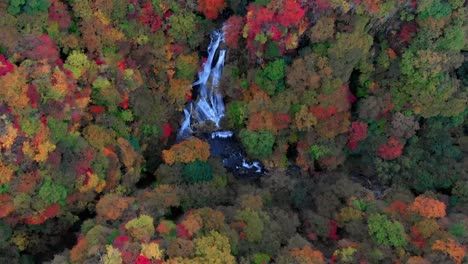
[0,0,466,263]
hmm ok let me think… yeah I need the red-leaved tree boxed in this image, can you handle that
[198,0,226,20]
[0,55,14,76]
[139,2,162,32]
[377,136,404,160]
[49,0,72,30]
[224,16,244,49]
[276,0,306,27]
[348,122,368,149]
[20,35,60,63]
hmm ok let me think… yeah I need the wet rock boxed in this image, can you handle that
[199,132,267,179]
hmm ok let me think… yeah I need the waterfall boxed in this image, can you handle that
[177,30,226,141]
[175,28,265,177]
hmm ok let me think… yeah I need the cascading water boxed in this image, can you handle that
[176,28,265,177]
[177,30,226,140]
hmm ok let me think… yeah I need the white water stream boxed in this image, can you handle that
[176,28,264,175]
[177,30,227,141]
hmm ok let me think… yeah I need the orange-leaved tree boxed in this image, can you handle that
[96,194,134,221]
[290,245,325,264]
[409,195,446,218]
[432,239,466,264]
[162,137,210,165]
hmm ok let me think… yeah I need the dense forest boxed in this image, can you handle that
[0,0,467,263]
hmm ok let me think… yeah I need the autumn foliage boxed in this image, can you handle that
[432,239,466,264]
[0,194,15,218]
[162,138,210,165]
[96,194,135,221]
[377,136,404,160]
[348,122,368,149]
[198,0,226,20]
[224,16,244,49]
[276,0,307,27]
[409,196,446,218]
[0,0,466,262]
[290,245,325,264]
[247,111,291,133]
[0,55,14,76]
[243,1,308,56]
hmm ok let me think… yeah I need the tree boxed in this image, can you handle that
[168,12,198,45]
[70,238,88,263]
[0,162,14,185]
[162,138,211,165]
[83,125,116,149]
[224,16,244,49]
[226,101,248,129]
[0,194,15,218]
[182,160,213,184]
[125,215,155,241]
[96,194,134,221]
[167,238,195,258]
[286,53,320,92]
[48,0,72,30]
[38,177,68,206]
[417,0,452,20]
[102,245,123,264]
[169,78,192,108]
[0,63,30,109]
[8,0,50,15]
[309,15,335,43]
[389,112,420,139]
[247,111,291,133]
[348,122,368,149]
[290,245,325,264]
[239,129,275,159]
[431,239,466,264]
[376,136,404,160]
[0,55,14,76]
[294,105,317,131]
[140,242,164,260]
[197,0,226,20]
[138,2,162,33]
[327,16,373,81]
[276,0,306,27]
[367,214,407,247]
[175,53,198,80]
[64,50,91,79]
[18,35,59,63]
[255,58,286,95]
[193,231,235,264]
[413,218,439,239]
[235,209,264,243]
[409,196,446,218]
